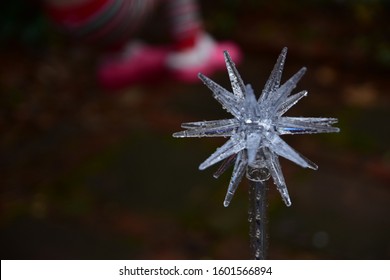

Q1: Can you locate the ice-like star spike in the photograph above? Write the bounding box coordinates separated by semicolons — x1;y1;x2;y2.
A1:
259;47;288;103
181;118;237;129
223;152;247;207
173;48;339;206
224;50;246;99
243;84;258;119
267;67;307;108
267;133;318;170
199;134;246;170
277;117;340;135
246;133;262;165
173;118;239;138
277;90;308;116
213;154;237;179
198;73;242;118
263;148;291;206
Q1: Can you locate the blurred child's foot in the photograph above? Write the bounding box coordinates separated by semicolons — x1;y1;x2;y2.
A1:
97;41;169;90
98;34;242;90
166;33;242;83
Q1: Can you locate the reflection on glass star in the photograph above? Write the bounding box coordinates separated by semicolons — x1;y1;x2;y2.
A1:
173;47;340;207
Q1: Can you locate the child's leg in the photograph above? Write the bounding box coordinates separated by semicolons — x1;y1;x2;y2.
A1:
44;0;242;89
164;0;242;82
164;0;202;50
44;0;159;48
44;0;171;90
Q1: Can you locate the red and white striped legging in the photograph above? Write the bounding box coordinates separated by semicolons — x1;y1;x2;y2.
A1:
45;0;202;49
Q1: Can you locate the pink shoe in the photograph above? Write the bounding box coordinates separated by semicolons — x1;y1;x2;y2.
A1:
166;33;242;83
98;42;169;90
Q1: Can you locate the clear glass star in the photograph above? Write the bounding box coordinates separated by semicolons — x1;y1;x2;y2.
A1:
173;47;340;207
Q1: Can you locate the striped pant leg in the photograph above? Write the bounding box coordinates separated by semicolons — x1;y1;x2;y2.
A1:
47;0;161;47
164;0;203;49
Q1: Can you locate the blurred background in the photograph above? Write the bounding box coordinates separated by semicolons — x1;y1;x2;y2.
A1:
0;0;389;259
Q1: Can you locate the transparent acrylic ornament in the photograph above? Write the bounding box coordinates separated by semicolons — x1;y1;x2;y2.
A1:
173;47;340;207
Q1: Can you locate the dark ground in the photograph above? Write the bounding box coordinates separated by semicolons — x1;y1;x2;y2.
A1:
1;0;389;259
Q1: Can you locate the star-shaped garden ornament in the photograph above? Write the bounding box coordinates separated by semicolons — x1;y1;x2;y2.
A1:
173;47;339;207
